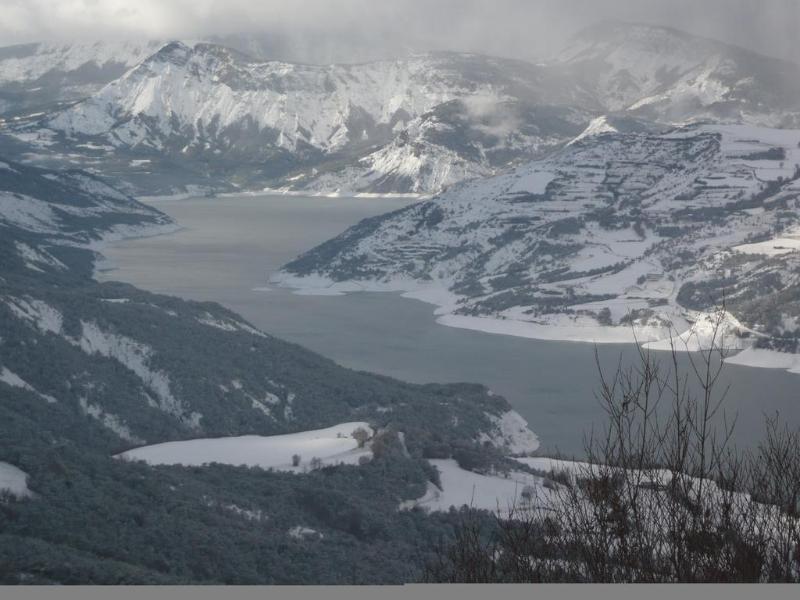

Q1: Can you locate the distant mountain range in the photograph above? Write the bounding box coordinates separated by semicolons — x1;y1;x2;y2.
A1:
3;23;800;196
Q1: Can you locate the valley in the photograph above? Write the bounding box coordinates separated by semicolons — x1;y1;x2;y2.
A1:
97;192;800;457
3;15;800;585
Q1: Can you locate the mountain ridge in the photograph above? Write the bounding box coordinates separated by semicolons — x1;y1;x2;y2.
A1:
3;22;800;196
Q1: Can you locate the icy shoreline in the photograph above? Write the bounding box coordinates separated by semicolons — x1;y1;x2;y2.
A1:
273;272;800;375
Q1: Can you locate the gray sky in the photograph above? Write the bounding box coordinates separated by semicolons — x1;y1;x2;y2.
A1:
1;0;799;65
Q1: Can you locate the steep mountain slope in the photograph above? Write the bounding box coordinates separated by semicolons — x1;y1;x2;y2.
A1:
3;42;593;195
277;122;800;363
45;45;586;154
0;159;540;583
4;22;800;197
556;22;800;126
0;41;163;118
279;99;589;195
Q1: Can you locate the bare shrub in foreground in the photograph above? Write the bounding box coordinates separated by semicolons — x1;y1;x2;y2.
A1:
425;309;800;583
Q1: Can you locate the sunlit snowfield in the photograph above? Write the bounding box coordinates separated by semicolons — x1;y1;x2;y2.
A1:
98;193;800;456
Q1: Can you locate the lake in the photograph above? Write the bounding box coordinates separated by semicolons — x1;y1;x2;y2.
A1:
98;193;800;457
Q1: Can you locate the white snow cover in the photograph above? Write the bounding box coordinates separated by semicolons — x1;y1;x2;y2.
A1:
0;366;57;403
78;397;143;443
478;410;540;455
278;123;800;370
74;321;201;428
406;454;737;516
552;22;798;125
401;459;549;514
0;191;61;234
726;348;800;375
3;296;63;335
49;44;507;155
197;312;268;337
643;310;749;353
294;117;496;195
116;422;374;472
0;41;163;84
15;241;67;272
733;230;800;257
0;462;32;499
569;115;619;145
288;526;323;539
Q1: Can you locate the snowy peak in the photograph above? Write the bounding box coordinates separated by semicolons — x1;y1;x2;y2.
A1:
0;40;164;85
36;43;593;194
0;40;164;118
558;21;722;66
5;22;800;196
556;21;800;124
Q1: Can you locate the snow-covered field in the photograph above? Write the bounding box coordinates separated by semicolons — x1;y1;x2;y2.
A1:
0;462;32;499
401;459;549;514
726;347;800;374
116;422;374;472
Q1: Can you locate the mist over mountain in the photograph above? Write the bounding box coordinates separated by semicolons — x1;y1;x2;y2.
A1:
3;22;800;197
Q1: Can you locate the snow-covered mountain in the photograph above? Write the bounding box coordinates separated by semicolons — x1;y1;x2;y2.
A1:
13;42;587;195
52;43;587;154
3;22;800;196
0;41;163;118
277;122;800;368
556;22;800;126
279;99;590;195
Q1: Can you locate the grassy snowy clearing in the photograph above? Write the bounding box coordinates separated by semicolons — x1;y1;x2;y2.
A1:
116;422;374;472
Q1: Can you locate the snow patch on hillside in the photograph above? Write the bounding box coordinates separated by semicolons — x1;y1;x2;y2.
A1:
116;422;374;472
74;321;201;429
479;410;540;455
289;526;323;540
0;366;57;403
197;312;268;337
0;41;162;84
569;115;619;144
401;459;548;514
643;310;749;353
0;462;32;499
3;296;63;335
0;192;60;233
78;397;144;443
15;241;67;272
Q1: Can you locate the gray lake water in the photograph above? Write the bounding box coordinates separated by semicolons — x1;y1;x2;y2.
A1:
98;194;800;457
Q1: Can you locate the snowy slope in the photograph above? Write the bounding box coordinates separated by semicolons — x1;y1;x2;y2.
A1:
0;41;163;118
401;459;549;514
116;422;374;471
556;22;800;126
46;44;576;157
0;41;162;85
6;43;591;194
278;122;800;366
283;98;589;195
5;22;800;196
0;462;32;498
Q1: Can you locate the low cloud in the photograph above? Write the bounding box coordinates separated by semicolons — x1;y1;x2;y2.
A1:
0;0;797;66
